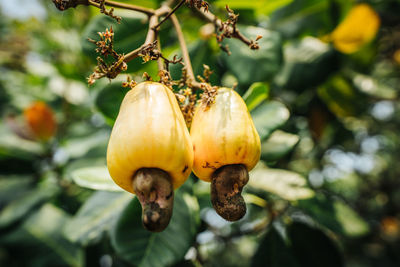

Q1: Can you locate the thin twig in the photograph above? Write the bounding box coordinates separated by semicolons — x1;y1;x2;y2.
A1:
156;36;165;71
87;0;155;15
194;6;260;50
170;14;202;89
153;0;186;30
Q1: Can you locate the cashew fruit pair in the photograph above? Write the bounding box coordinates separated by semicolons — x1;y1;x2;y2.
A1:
107;82;260;232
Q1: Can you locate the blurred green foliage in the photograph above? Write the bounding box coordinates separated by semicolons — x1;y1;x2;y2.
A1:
0;0;400;266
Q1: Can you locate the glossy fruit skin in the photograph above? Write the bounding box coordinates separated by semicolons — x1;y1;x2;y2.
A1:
190;87;261;182
107;82;193;194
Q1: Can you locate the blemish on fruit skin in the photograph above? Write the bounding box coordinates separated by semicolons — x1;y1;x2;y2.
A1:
203;162;217;170
182;165;188;173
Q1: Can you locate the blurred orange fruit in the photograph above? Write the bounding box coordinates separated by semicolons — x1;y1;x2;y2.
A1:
24;101;57;141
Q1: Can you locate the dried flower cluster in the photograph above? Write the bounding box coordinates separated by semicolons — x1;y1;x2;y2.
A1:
215;6;262;54
87;28;127;85
185;0;209;11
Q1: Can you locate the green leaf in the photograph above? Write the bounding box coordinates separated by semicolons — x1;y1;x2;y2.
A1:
0;179;59;229
222;26;282;85
214;0;294;15
70;166;123;192
251;100;290;140
274;37;339;91
269;0;331;38
297;194;369;237
248;163;314;201
63;191;132;246
95;82;130;124
251;226;299;267
110;188;200;267
21;204;84;267
61;130;110;159
288;222;344;267
0;176;33;206
243;82;269;112
261;130;299;161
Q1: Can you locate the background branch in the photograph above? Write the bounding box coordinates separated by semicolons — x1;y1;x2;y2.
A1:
170;14;202;89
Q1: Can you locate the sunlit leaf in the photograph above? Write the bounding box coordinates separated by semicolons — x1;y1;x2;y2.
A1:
70;166;123;192
214;0;294;15
251;100;290;140
64;191;132;246
261;130;299;161
248;163;314;201
243;82;269;112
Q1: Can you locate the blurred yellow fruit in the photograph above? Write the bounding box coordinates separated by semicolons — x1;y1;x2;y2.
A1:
330;3;380;54
394;49;400;64
24;101;57;141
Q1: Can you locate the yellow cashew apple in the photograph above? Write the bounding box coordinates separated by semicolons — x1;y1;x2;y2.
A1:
190;87;261;221
107;82;193;232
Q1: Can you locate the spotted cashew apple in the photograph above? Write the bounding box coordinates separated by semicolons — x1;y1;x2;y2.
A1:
190;87;261;221
107;82;193;232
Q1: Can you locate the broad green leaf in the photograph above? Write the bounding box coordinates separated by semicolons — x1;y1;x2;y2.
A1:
0;179;59;229
64;191;132;246
297;194;369;237
0;176;33;206
288;222;344;267
222;26;282;85
61;130;109;159
95;82;129;124
243;82;269;112
251;226;299;267
269;0;331;38
214;0;294;15
248;163;314;201
21;204;84;267
251;100;290;140
274;37;339;91
110;188;200;267
70;166;123;192
261;130;299;161
0;122;44;159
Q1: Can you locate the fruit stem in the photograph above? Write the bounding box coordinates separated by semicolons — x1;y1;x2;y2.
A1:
132;168;174;232
211;164;249;221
